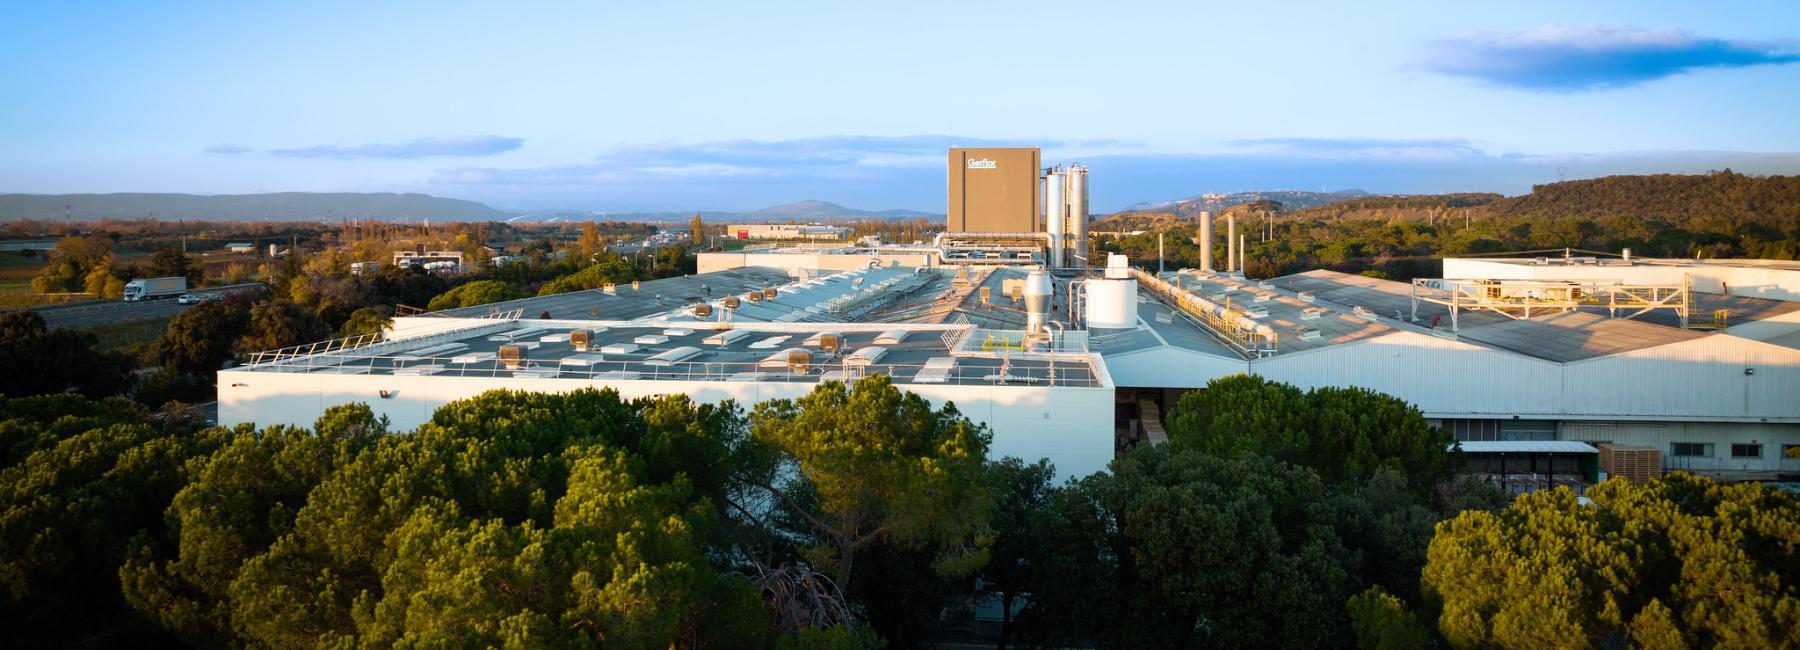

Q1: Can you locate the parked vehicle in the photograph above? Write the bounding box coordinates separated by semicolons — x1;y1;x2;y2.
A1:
124;277;187;302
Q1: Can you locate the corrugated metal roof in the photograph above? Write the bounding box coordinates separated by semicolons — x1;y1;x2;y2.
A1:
1455;441;1598;453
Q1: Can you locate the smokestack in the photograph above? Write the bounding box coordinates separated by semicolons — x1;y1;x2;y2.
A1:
1239;234;1247;277
1226;214;1238;273
1199;211;1213;272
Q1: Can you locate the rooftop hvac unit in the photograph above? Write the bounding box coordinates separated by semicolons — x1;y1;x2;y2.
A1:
745;291;762;302
1253;292;1272;303
759;348;812;372
1301;308;1326;321
692;303;713;318
570;329;594;351
723;296;741;309
815;331;845;352
762;287;778;300
980;287;991;304
1244;306;1269;319
1299;328;1323;341
602;283;616;294
1297;291;1316;302
1002;278;1024;300
498;344;528;369
631;281;641;291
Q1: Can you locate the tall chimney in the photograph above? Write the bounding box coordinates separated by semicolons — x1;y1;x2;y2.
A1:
1226;214;1238;273
1199;211;1213;272
1239;234;1247;277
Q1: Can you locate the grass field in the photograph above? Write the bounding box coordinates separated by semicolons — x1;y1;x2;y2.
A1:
82;316;170;348
0;250;56;305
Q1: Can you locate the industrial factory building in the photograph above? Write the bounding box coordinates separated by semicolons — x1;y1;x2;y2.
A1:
947;147;1041;233
219;149;1800;486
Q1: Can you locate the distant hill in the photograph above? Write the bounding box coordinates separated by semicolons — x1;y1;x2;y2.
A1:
1120;190;1373;215
1100;190;1375;230
506;201;939;225
742;200;936;222
0;192;512;222
1282;172;1800;227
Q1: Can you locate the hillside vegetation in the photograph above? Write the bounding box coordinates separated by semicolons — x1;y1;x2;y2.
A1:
1095;172;1800;280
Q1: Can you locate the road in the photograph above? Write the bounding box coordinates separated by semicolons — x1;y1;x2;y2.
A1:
25;283;264;329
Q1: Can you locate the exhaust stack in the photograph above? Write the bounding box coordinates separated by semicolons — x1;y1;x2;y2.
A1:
1226;214;1238;273
1199;211;1213;272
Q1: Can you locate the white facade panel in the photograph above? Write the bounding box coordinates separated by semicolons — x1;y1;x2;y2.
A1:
217;370;1115;480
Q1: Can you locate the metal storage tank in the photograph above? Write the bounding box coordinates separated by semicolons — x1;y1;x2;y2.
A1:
1067;165;1089;267
1085;277;1138;329
1023;269;1053;335
1043;170;1066;269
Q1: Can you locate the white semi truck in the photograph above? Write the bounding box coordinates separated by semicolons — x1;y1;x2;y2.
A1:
123;277;187;302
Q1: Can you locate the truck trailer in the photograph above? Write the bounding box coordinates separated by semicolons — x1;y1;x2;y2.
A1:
123;277;187;302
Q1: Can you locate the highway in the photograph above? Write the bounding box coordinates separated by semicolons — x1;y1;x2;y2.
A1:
24;283;265;330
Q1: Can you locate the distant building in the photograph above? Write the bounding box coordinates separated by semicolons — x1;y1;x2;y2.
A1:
224;242;255;254
727;224;848;240
394;250;466;272
349;261;381;276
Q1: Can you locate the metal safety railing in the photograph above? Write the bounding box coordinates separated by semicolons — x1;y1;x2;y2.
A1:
1131;268;1278;357
245;309;523;366
240;353;1106;388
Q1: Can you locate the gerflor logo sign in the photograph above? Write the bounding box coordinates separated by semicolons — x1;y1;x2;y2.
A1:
967;158;997;169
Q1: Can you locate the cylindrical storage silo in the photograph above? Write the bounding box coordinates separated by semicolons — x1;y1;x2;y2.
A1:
1023;269;1052;335
1043;171;1065;269
1068;166;1089;267
1085;277;1138;329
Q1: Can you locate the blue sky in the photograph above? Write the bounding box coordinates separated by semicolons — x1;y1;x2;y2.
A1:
2;0;1798;213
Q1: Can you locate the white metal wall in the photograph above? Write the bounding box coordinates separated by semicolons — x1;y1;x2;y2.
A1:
1252;331;1564;417
1562;335;1800;419
217;371;1117;480
1102;346;1244;388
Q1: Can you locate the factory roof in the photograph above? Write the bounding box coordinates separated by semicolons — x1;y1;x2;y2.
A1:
1456;441;1598;454
1266;269;1798;363
420;261;1798;369
435;267;794;320
1468;256;1800;272
238;320;1103;387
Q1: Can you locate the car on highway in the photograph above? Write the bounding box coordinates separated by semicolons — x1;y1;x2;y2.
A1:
177;293;223;305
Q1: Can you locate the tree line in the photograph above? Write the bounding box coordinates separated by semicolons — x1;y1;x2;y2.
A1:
2;374;1794;648
1095;171;1800;280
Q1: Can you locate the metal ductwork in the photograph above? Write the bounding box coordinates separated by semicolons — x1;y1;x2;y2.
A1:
1023;268;1053;335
